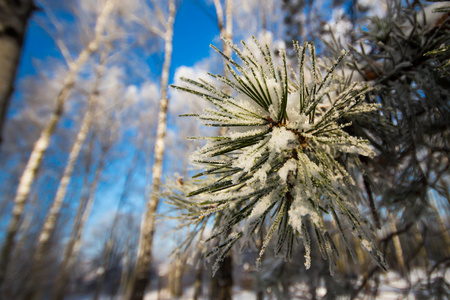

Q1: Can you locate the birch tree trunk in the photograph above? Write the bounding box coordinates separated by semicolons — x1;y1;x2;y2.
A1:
0;0;36;145
51;141;112;300
0;0;115;289
213;0;233;58
213;0;233;106
22;54;107;300
260;0;268;44
211;2;234;299
125;1;176;299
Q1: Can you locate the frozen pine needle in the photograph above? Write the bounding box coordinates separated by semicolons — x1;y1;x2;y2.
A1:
170;37;387;274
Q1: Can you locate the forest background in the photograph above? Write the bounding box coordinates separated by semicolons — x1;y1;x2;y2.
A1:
0;0;449;299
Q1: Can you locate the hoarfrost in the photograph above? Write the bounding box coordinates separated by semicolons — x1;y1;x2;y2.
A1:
266;78;281;117
304;248;311;269
231;141;267;174
289;185;319;229
247;192;273;225
228;128;268;139
267;127;297;153
337;144;375;157
235;94;266;115
278;159;298;183
361;239;373;251
286;90;301;122
253;162;270;184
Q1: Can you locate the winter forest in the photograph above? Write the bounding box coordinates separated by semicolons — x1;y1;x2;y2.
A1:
0;0;449;299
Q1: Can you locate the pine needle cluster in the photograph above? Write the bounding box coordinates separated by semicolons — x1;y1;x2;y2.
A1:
170;37;387;274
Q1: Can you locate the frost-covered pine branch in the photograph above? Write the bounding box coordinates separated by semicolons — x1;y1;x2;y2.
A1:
326;0;450;229
425;1;450;75
171;37;387;275
162;176;213;256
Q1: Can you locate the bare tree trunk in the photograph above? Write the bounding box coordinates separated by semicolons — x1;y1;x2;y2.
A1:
389;215;405;274
224;0;233;52
0;1;114;289
260;0;269;44
413;225;429;269
125;1;176;299
51;141;112;300
169;252;186;297
213;0;233;58
0;0;36;145
211;2;234;299
22;54;107;300
193;244;204;300
354;235;367;291
210;253;233;300
213;0;233;107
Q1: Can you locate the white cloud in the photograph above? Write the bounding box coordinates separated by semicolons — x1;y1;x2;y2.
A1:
125;81;159;106
139;81;160;104
169;59;217;117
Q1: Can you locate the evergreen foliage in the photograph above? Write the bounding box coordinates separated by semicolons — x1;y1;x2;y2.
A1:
337;0;450;227
170;37;387;275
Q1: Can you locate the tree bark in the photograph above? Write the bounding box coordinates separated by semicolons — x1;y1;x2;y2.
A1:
168;253;185;297
209;253;233;300
0;0;114;290
193;245;204;300
213;0;233;58
22;54;106;300
0;0;36;146
389;215;405;275
125;1;176;299
211;2;234;298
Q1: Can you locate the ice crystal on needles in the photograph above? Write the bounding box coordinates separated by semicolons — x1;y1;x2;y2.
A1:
171;37;387;274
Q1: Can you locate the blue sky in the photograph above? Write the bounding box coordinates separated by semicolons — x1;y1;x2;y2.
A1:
172;0;218;72
17;0;220;87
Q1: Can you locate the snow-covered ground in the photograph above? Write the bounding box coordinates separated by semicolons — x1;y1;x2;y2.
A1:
145;286;256;300
67;267;449;299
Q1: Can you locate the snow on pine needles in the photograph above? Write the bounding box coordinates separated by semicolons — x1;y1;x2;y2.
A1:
170;37;387;275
